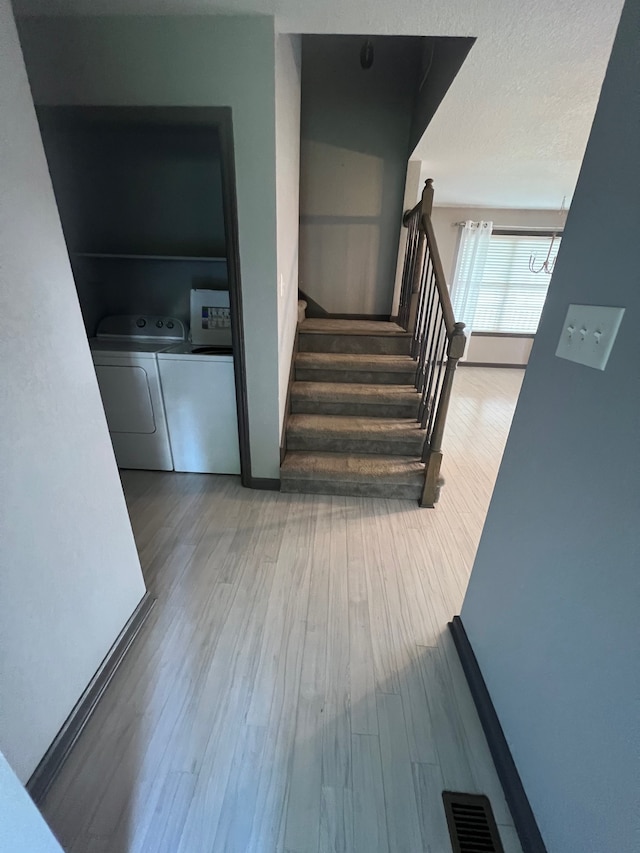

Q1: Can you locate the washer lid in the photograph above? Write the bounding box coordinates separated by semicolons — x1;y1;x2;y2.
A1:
157;341;234;360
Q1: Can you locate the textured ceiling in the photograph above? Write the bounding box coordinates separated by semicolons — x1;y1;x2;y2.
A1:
13;0;625;208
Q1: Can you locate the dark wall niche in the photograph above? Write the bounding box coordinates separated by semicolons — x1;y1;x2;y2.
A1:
36;107;229;334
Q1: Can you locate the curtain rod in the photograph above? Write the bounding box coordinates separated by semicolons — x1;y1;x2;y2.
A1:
454;221;563;234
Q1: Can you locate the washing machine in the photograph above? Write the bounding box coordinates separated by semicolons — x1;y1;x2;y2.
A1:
89;315;186;470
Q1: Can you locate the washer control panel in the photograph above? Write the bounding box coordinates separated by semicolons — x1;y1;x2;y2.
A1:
96;315;186;342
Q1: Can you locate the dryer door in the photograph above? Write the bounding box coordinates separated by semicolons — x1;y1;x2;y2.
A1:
94;365;156;434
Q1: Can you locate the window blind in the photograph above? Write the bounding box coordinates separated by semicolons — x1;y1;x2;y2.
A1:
473;234;560;334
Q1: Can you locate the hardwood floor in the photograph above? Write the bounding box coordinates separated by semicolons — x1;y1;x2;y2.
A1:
41;367;525;853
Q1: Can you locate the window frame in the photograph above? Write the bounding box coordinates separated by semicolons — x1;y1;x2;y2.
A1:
471;227;563;336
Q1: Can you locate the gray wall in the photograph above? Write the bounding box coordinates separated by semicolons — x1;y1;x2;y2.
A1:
0;0;146;782
72;256;228;337
408;37;475;154
390;160;423;318
460;1;640;850
18;15;282;479
38;117;227;258
37;115;229;336
299;36;421;316
275;34;302;441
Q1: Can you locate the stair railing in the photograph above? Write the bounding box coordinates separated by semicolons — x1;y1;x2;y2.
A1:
398;178;467;507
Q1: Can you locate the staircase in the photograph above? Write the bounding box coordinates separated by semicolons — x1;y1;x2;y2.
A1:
280;319;427;501
280;179;467;506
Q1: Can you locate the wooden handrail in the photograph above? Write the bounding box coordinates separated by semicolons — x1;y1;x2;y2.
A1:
398;178;466;507
423;214;455;336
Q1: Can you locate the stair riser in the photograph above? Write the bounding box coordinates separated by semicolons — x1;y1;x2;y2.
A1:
287;436;424;456
281;478;423;501
296;368;416;385
299;333;411;356
291;401;419;418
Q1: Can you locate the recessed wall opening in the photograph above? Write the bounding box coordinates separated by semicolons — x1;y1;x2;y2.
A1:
35;106;251;488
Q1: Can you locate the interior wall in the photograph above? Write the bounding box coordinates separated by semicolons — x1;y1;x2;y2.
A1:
461;334;533;367
408;37;475;154
72;257;228;337
37;118;227;258
432;205;563;365
460;1;640;849
390;160;423;318
0;752;64;853
275;33;301;440
0;0;146;782
37;115;229;336
299;35;421;316
17;14;281;479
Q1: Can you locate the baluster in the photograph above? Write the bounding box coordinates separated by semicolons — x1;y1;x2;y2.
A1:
421;322;466;507
415;279;435;392
419;288;441;397
425;323;449;435
417;262;438;376
412;252;432;360
407;227;427;333
398;213;415;329
403;215;418;329
399;211;420;329
420;312;445;425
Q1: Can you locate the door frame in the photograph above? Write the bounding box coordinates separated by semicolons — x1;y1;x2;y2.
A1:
35;105;252;485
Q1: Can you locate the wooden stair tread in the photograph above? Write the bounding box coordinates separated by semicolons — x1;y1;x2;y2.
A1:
288;413;423;441
299;318;409;336
281;451;425;484
296;352;415;370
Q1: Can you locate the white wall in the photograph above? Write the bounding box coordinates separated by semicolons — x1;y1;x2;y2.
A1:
0;752;64;853
461;335;533;366
0;0;146;782
17;14;282;479
275;34;301;441
460;1;640;850
431;205;562;365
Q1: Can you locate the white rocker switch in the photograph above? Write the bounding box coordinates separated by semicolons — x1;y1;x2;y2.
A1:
555;304;625;371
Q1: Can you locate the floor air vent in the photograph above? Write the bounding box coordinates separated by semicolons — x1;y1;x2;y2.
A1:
442;791;505;853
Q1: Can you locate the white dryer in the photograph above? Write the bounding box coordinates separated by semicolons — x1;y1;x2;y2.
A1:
89;315;186;471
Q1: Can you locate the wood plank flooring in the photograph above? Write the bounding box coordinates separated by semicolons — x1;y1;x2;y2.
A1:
40;367;524;853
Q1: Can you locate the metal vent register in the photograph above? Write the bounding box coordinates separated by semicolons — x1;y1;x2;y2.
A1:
442;792;505;853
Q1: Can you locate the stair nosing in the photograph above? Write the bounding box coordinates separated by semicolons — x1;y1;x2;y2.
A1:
287;412;424;436
281;455;424;487
298;329;412;337
291;381;419;400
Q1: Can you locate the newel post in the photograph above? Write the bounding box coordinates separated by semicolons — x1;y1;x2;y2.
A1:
421;321;467;507
420;177;434;217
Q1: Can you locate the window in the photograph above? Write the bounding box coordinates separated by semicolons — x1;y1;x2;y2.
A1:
473;233;561;334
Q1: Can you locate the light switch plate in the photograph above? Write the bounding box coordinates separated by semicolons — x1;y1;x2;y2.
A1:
555;304;625;370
